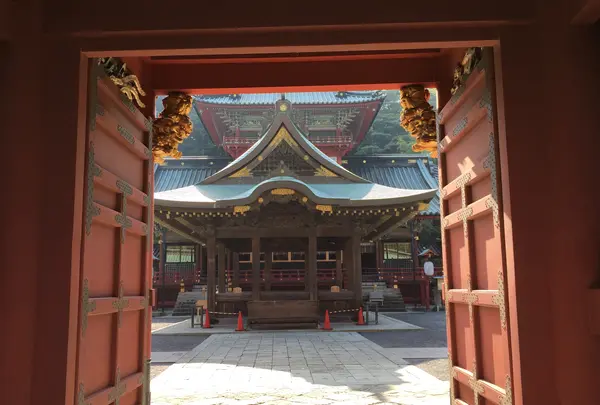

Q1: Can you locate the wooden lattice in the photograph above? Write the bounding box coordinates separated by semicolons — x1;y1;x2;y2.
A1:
439;50;513;405
76;60;153;405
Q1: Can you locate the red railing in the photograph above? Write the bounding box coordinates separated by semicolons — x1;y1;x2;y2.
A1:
362;267;444;284
222;136;258;145
308;136;352;145
154;266;444;287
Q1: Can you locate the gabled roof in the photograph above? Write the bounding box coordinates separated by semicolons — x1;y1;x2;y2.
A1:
202;105;367;184
195;91;386;106
154;101;436;210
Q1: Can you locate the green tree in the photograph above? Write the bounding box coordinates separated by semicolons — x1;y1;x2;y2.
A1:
351;89;437;156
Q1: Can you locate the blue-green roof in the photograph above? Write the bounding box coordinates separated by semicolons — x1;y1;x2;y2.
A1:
195;91;386;106
154;154;440;216
343;156;440;216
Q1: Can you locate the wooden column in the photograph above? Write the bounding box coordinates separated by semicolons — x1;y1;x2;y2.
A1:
344;238;354;295
351;233;363;306
207;235;217;311
232;252;240;288
264;247;272;291
307;233;318;301
252;236;261;300
218;243;226;294
335;250;343;288
375;241;383;271
303;244;310;292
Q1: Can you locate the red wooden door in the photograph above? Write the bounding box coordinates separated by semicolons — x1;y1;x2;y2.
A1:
438;49;514;405
76;61;154;405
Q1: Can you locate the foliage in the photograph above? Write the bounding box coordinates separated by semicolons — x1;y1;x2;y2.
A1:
350;89;438;156
413;218;442;248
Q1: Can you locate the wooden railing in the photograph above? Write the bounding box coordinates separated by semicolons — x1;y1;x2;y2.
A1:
153;265;444;287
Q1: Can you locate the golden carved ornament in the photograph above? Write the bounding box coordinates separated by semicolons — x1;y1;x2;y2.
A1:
229;166;252;178
315;205;333;213
314;166;337;177
152;92;194;164
98;58;147;109
271;188;295;196
451;47;483;95
110;75;146;108
400;84;437;158
233;206;251;214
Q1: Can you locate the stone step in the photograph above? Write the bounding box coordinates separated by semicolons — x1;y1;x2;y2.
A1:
172;291;208;316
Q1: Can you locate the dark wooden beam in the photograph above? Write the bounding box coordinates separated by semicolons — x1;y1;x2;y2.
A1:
264;247;272;291
335;250;343;288
151;57;441;93
46;0;532;36
155;216;204;245
216;226;355;239
570;0;600;24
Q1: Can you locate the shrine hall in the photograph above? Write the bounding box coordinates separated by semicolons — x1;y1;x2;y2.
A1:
154;97;436;324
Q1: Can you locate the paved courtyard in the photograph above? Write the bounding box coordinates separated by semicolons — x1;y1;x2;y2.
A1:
151;331;449;404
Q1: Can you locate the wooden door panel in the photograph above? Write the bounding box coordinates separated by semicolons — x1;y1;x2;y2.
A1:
76;61;153;405
439;49;513;405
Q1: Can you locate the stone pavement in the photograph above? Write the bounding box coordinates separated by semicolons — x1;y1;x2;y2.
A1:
151;332;449;404
153;312;421;335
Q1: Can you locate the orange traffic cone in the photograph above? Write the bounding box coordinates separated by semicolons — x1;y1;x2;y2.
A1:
357;307;365;325
203;308;212;329
235;311;245;332
322;310;333;331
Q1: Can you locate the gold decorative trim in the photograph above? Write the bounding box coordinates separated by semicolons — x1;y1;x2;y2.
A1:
78;383;90;405
116;179;133;196
314;165;337;177
492;270;508;330
85;144;102;236
271;188;295;196
117;124;135;145
115;212;132;244
141;358;151;405
233;206;251;214
229;166;252;178
112;282;130;328
108;368;127;405
315;205;333;213
417;202;430;212
272;126;298;147
501;375;513;405
81;279;96;337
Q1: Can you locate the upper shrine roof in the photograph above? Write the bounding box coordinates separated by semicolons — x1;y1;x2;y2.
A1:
154;99;436;211
195;91;386;106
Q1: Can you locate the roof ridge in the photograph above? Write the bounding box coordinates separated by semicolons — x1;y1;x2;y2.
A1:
416;160;439;189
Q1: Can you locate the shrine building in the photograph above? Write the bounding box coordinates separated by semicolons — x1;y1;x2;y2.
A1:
154;92;442;310
153;96;436;322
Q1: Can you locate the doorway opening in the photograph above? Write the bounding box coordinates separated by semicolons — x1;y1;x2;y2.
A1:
78;44;513;405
